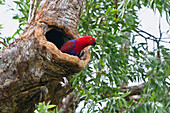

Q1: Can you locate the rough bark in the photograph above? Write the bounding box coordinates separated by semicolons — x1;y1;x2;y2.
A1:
0;0;88;112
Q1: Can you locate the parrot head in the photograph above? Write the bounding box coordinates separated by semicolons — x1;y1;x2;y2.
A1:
78;36;96;47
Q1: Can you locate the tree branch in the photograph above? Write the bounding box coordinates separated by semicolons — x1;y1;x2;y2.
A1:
120;84;144;100
100;84;145;99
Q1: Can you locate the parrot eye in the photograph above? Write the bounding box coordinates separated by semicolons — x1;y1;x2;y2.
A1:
90;38;93;41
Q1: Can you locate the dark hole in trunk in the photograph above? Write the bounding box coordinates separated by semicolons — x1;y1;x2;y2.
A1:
45;29;70;49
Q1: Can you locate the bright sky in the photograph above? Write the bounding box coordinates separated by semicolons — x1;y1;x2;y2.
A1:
0;0;19;38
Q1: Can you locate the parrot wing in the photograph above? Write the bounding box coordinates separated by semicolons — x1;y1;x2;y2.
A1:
60;41;75;53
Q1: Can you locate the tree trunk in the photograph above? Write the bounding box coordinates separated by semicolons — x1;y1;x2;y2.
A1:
0;0;88;112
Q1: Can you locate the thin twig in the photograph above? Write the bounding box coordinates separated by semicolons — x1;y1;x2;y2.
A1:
135;30;156;41
161;37;170;39
157;17;162;59
28;0;34;23
145;38;148;51
30;0;39;22
136;28;157;39
0;41;8;47
158;17;163;42
135;28;170;44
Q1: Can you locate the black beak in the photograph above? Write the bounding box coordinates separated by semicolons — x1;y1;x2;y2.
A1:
92;41;96;46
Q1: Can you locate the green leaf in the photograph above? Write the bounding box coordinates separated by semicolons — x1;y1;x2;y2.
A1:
48;105;57;109
128;99;134;108
120;91;131;98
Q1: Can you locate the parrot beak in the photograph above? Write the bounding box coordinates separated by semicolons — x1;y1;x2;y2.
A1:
92;41;96;46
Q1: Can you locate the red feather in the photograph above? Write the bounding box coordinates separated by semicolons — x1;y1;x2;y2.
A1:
60;41;75;53
60;36;96;56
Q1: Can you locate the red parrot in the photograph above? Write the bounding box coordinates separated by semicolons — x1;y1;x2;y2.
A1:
60;36;96;56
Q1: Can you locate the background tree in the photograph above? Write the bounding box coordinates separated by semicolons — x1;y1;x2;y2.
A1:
0;0;169;113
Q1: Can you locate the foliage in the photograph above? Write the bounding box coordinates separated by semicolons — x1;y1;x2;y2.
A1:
75;0;170;112
12;0;30;38
0;0;170;112
35;101;62;113
118;0;170;24
0;0;5;5
0;24;16;49
0;0;29;49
